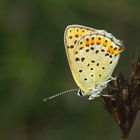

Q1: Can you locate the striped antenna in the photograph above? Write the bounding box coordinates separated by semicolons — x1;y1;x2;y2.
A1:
44;89;78;102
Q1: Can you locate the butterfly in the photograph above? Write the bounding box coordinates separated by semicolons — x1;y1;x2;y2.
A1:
63;25;123;100
44;25;124;101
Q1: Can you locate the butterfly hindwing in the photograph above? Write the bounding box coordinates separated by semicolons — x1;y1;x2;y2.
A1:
71;33;121;94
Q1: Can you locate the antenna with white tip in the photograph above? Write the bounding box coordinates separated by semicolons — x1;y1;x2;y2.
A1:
43;89;78;102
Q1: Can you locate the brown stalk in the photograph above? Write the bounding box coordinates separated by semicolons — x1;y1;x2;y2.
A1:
103;56;140;139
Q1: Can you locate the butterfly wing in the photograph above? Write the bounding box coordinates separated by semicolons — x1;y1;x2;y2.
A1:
64;25;96;56
64;25;96;91
64;25;123;95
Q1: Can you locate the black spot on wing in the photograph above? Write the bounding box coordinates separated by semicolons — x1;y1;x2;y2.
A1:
75;58;80;61
81;57;85;62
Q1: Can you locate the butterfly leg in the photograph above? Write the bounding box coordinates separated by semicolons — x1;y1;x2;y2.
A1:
100;76;117;87
88;89;102;100
88;76;117;100
88;90;113;100
88;91;101;100
99;76;117;99
101;94;114;98
88;77;117;100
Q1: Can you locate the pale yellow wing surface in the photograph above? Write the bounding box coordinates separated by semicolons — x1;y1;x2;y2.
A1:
64;25;96;92
64;25;123;94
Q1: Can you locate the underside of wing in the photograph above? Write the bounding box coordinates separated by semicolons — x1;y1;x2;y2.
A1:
69;34;122;94
64;25;96;55
64;25;96;90
64;25;123;95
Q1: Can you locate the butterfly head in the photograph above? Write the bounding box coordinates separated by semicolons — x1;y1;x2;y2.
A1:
77;89;85;96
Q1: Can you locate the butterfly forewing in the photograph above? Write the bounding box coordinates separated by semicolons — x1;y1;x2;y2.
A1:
64;25;96;92
64;25;96;54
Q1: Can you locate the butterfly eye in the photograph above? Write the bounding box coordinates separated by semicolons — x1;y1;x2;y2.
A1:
77;89;84;96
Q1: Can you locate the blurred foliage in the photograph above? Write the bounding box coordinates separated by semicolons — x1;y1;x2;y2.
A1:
0;0;140;140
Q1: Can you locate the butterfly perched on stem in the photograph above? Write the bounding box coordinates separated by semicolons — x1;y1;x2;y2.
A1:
44;25;124;101
64;25;124;100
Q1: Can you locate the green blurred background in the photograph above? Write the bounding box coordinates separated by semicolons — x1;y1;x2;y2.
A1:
0;0;140;140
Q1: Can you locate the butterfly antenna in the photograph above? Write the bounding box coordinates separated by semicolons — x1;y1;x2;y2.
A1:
44;88;78;102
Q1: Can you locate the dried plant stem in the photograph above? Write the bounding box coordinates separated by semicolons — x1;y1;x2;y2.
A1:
103;55;140;139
